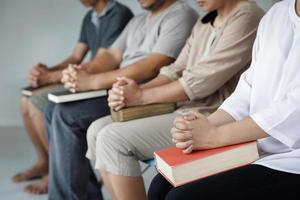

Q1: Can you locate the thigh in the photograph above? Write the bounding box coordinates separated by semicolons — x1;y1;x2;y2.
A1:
103;112;180;160
28;84;65;111
166;164;300;200
54;96;110;130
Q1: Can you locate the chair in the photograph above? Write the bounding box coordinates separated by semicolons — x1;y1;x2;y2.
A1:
141;159;156;174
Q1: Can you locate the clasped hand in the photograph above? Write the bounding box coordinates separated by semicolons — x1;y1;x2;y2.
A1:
28;63;51;87
108;77;143;111
171;111;219;154
61;64;90;93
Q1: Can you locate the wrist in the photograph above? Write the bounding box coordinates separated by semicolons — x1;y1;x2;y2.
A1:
140;88;147;105
213;126;228;148
88;74;99;90
51;70;62;83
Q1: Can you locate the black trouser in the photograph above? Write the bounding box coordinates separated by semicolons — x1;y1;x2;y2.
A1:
148;164;300;200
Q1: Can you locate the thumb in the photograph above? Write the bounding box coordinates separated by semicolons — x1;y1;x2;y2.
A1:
117;77;135;85
74;64;83;70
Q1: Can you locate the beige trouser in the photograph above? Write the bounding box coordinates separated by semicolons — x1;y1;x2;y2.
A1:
86;112;180;177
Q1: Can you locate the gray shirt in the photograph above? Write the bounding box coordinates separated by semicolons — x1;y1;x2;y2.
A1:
111;0;198;68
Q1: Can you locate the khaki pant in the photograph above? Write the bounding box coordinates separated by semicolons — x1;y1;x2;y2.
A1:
86;112;180;176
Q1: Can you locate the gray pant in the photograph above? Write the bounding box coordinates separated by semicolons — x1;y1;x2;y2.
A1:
86;113;180;177
28;84;65;111
45;97;110;200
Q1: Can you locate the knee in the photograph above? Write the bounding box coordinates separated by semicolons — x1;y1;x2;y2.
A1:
86;120;102;147
87;117;110;143
21;96;40;117
96;124;125;153
20;96;30;116
50;104;75;126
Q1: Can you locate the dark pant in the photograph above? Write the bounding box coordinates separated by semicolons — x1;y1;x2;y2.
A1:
148;164;300;200
44;97;110;200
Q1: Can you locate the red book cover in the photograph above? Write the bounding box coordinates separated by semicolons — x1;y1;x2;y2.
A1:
154;141;258;187
155;141;256;167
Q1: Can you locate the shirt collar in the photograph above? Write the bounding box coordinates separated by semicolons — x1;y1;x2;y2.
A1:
91;0;116;26
289;0;300;28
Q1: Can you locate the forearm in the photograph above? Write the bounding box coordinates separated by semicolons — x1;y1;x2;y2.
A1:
141;80;188;105
46;56;82;83
86;49;121;74
140;75;172;89
207;109;236;126
215;117;268;148
51;56;82;71
88;63;159;90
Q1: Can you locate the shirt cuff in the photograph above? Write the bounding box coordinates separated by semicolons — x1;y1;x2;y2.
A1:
179;77;196;101
159;67;179;81
251;113;296;148
218;103;244;121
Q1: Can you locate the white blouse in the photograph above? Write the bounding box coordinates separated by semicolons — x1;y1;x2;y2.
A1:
220;0;300;174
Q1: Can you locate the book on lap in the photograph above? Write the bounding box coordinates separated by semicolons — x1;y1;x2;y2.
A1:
154;141;259;187
21;84;61;97
110;103;176;122
48;89;107;103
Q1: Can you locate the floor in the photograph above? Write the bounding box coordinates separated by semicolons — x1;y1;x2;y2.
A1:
0;126;157;200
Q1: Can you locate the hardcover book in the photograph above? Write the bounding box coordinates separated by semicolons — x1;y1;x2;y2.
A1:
154;141;259;187
48;89;107;103
110;103;176;122
22;84;61;97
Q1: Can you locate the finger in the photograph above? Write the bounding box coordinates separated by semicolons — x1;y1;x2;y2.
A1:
70;88;76;93
74;65;83;70
183;113;199;121
112;87;124;96
176;140;193;149
61;76;67;83
114;103;125;111
173;116;187;124
64;81;73;89
108;101;123;108
174;120;193;131
108;94;124;102
31;68;40;76
117;76;135;85
182;145;193;154
115;78;129;86
187;110;203;119
68;64;76;72
172;131;192;142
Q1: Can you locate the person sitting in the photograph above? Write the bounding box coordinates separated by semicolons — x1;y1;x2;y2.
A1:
13;0;133;195
148;0;300;199
86;0;264;199
44;0;198;199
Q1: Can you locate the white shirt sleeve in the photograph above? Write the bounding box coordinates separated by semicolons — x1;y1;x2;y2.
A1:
251;83;300;149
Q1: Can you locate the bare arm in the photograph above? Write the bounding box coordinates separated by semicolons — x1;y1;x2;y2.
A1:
88;53;174;90
85;48;123;74
29;43;89;86
172;111;268;152
207;109;236;126
214;117;268;148
140;80;188;105
140;75;172;89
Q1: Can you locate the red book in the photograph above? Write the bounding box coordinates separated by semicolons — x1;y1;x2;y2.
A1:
154;141;259;187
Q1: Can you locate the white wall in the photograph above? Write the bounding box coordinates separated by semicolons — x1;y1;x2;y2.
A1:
0;0;279;127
